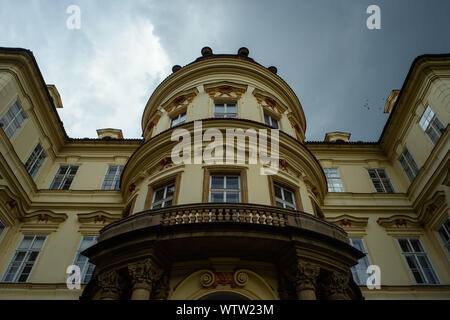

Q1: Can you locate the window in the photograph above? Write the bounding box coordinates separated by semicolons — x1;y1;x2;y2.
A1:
367;169;394;193
2;235;46;283
101;165;123;190
264;113;279;129
171;112;186;128
0;100;27;139
72;236;97;284
274;184;296;209
419;106;445;145
398;148;420;183
349;238;371;285
437;218;450;255
323;168;345;192
50;165;79;190
0;219;5;238
397;238;439;284
24;143;46;179
209;175;241;203
151;183;175;209
214;103;237;118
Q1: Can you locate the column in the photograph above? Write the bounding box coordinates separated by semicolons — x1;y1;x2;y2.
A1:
98;270;121;300
128;258;163;300
294;261;320;300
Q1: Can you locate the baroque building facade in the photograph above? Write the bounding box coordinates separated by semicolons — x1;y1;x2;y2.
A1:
0;47;449;300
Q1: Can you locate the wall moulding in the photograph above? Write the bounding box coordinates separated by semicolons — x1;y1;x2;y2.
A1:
20;210;68;234
326;214;369;233
377;214;424;236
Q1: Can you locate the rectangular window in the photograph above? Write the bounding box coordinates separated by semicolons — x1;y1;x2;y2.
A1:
72;236;97;284
323;168;345;192
437;218;450;255
0;100;27;139
274;184;296;210
2;235;46;283
209;175;241;203
398;148;420;183
349;238;371;285
24;142;46;179
50;165;79;190
151;183;175;209
101;165;124;190
170;112;186;128
214;103;237;118
264;113;279;129
419;106;445;145
367;168;394;193
397;238;439;284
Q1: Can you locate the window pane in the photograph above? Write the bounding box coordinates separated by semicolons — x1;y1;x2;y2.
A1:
225;176;239;190
154;189;165;202
226;192;240;203
211;176;224;189
210;192;224;203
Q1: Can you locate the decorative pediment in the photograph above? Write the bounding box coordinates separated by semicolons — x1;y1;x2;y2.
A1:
377;215;423;235
326;215;369;233
252;88;288;115
20;210;68;234
77;211;120;234
161;87;199;115
204;82;247;100
144;111;162;140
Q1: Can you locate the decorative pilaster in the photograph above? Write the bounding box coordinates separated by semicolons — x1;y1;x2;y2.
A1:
128;258;163;300
98;270;121;300
320;271;350;300
294;261;320;300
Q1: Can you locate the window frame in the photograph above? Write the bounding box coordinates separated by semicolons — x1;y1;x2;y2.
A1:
367;168;395;193
349;238;371;286
437;218;450;255
323;168;345;192
263;112;280;129
151;183;175;209
1;234;47;283
170;112;187;128
209;174;241;203
24;142;47;179
144;172;182;210
72;235;98;284
202;166;248;203
0;99;27;140
267;176;303;211
273;183;296;210
101;165;124;190
398;147;420;183
49;165;79;190
419;105;445;145
396;238;440;285
214;102;238;118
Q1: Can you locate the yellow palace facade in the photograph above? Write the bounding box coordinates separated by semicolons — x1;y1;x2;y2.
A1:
0;47;449;300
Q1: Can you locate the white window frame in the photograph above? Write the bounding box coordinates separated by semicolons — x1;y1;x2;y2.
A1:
349;238;371;285
419;105;445;145
398;148;420;183
397;238;440;285
214;103;237;118
323;168;345;192
170;112;186;128
209;175;241;203
49;165;79;190
151;183;175;209
1;235;47;283
367;168;395;193
101;165;123;190
24;142;47;179
72;235;97;284
264;112;279;129
437;218;450;255
273;184;296;210
0;99;27;140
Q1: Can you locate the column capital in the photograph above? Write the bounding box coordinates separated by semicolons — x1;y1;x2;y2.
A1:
128;258;163;291
294;260;321;291
98;270;121;300
320;271;350;300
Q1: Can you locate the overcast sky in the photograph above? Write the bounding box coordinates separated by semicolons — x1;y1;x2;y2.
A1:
1;0;449;141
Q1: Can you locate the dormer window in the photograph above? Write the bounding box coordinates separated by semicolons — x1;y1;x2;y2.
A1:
170;112;186;128
214;103;237;118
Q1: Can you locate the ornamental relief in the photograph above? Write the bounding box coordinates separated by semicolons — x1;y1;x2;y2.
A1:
161;87;199;115
204;81;248;100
